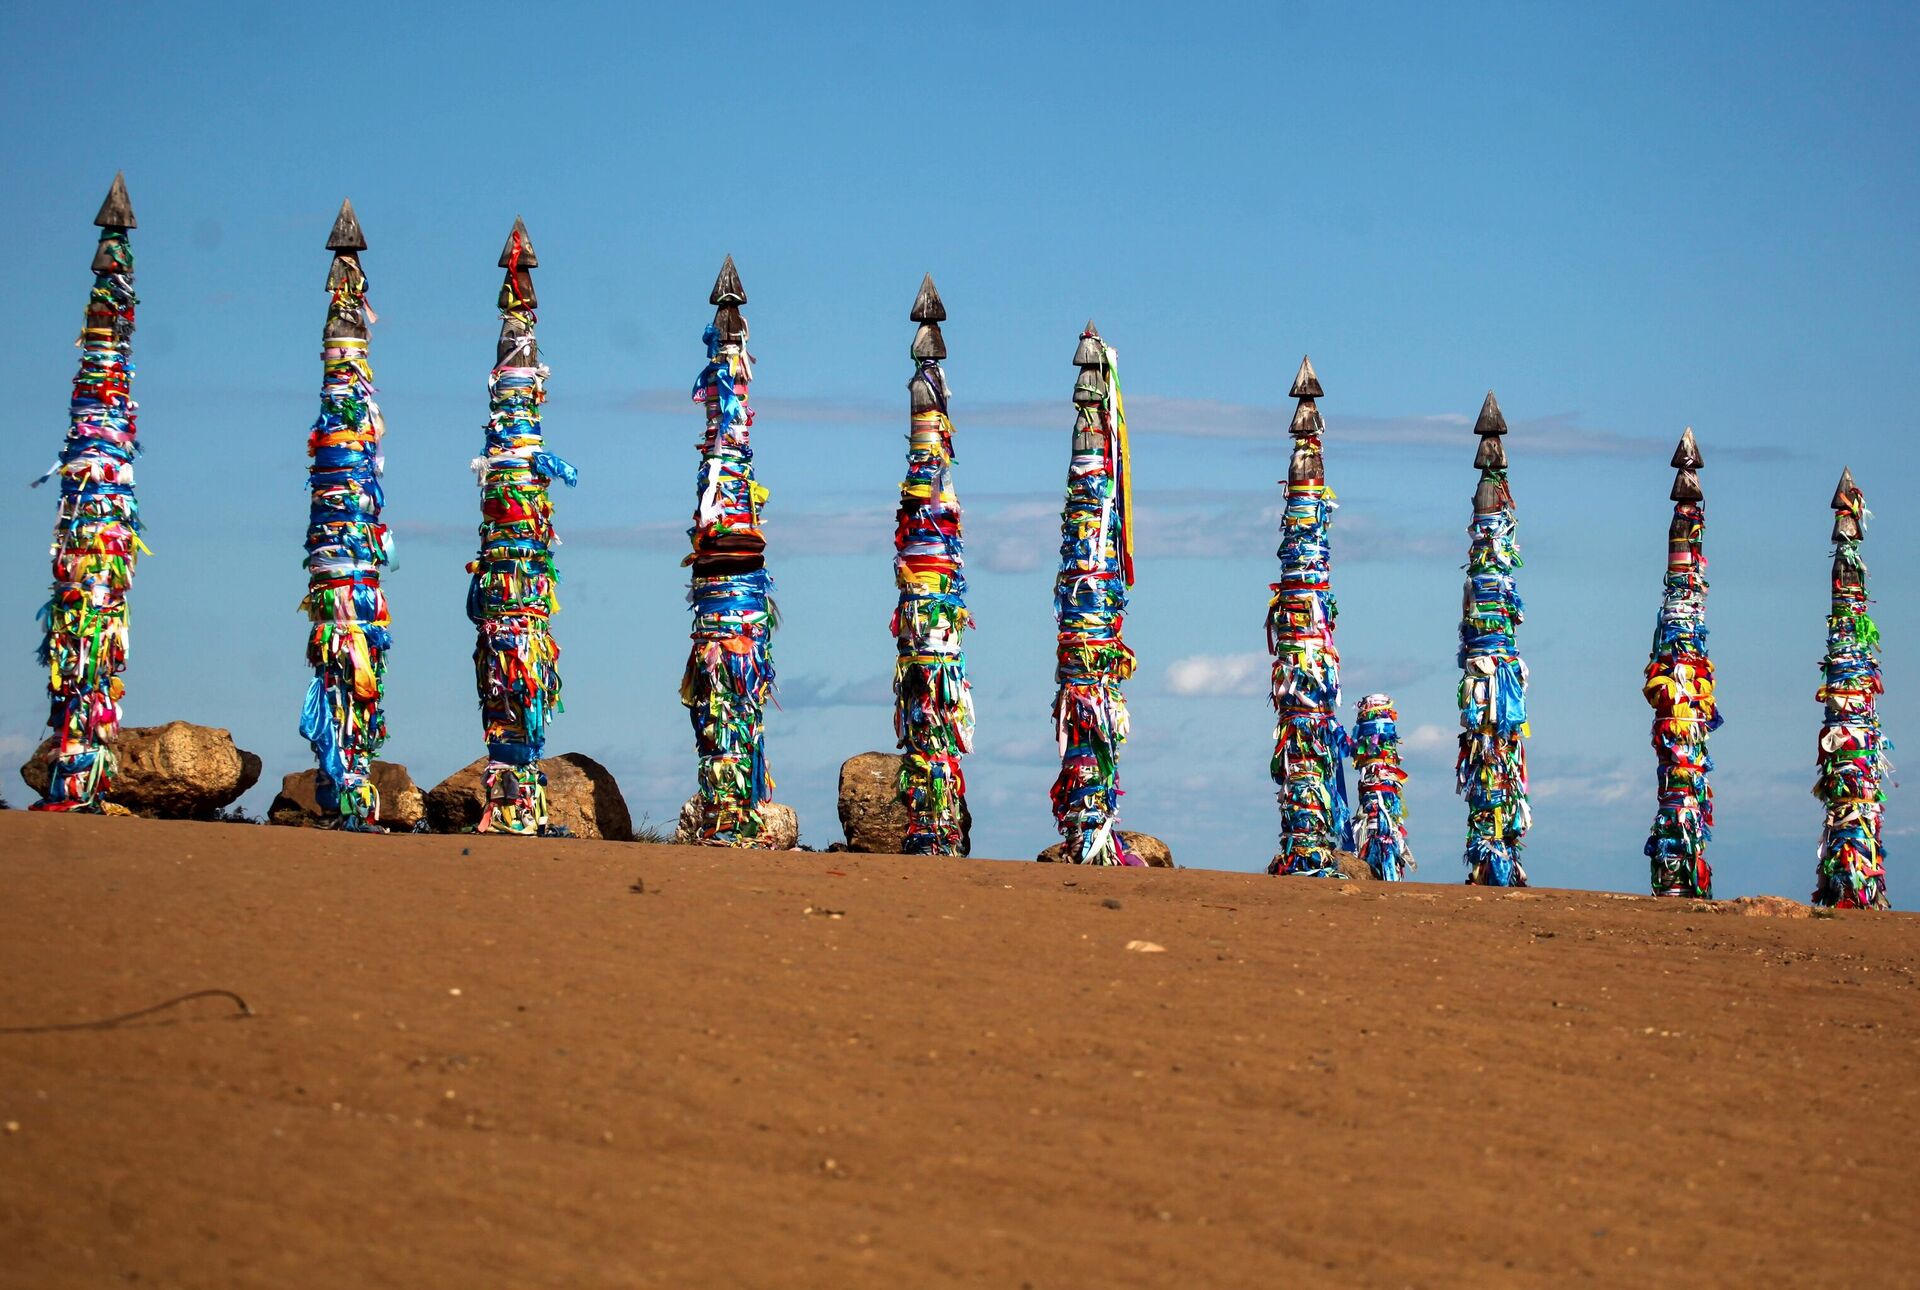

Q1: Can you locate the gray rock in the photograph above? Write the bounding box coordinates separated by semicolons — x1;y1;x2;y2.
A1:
1036;831;1174;868
424;754;633;841
20;722;260;819
673;794;799;850
837;750;972;855
270;761;425;831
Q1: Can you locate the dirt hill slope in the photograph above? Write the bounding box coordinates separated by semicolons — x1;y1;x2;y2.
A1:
1;813;1915;1287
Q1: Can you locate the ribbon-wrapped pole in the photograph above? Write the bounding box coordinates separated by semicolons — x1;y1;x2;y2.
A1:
1644;428;1720;897
298;199;392;831
1812;467;1891;909
1351;694;1415;880
1049;321;1138;866
467;219;577;835
1456;392;1531;885
32;174;145;813
1268;356;1351;875
681;256;778;846
893;274;974;853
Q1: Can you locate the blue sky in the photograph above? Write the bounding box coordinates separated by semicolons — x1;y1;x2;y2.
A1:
1;3;1914;898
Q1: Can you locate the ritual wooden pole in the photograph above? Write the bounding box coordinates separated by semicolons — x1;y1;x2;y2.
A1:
468;218;576;834
1812;467;1890;908
1644;428;1719;897
892;274;975;852
297;199;392;831
1456;392;1531;885
1267;356;1351;875
1048;321;1138;865
32;174;145;812
681;257;778;845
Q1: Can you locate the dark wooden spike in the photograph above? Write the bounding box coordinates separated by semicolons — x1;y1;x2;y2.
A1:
1289;400;1324;438
1289;355;1323;400
1073;327;1104;367
91;242;122;275
911;322;946;361
710;255;746;305
1832;467;1857;509
499;273;538;311
1474;435;1508;470
1472;390;1507;436
1833;512;1861;543
910;273;946;322
1670;426;1702;470
713;303;746;341
1074;368;1107;407
498;217;537;269
94;172;135;229
909;373;938;413
327;198;366;251
1288;443;1323;484
1474;475;1505;514
1670;469;1703;502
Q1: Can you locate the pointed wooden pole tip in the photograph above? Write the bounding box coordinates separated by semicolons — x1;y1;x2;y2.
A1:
1670;426;1703;470
1671;469;1703;502
910;273;947;322
1832;467;1858;509
327;198;367;251
1073;324;1104;367
94;171;136;229
1472;390;1508;437
498;216;538;268
710;255;746;306
1289;355;1323;400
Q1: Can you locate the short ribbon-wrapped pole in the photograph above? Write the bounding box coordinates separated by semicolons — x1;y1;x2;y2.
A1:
33;174;144;813
468;219;576;835
1268;356;1351;875
1457;392;1531;886
1351;694;1414;881
1049;321;1138;866
893;275;974;853
298;199;392;831
1644;428;1719;897
1812;468;1890;909
681;256;778;846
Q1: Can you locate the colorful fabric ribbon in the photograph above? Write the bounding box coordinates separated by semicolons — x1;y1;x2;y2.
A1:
1049;323;1138;866
298;217;391;831
1644;434;1719;897
1812;470;1891;908
1269;357;1351;875
1457;396;1530;885
32;209;144;812
893;282;974;854
681;261;778;846
467;223;575;835
1351;694;1414;880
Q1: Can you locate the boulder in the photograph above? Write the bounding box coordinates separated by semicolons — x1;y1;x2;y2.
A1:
19;722;261;819
1036;830;1174;868
270;761;425;831
1332;850;1377;881
673;795;801;850
424;754;633;841
837;750;972;855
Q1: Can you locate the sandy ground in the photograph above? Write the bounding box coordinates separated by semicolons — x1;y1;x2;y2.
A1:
0;812;1916;1288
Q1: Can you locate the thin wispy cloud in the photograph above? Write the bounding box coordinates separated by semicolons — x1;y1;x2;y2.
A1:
622;389;1790;462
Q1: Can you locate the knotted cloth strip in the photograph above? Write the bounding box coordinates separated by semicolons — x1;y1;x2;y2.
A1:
1812;469;1891;909
1049;322;1138;866
33;176;145;813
